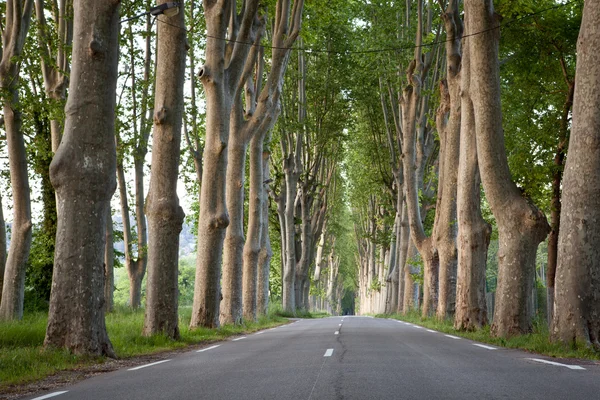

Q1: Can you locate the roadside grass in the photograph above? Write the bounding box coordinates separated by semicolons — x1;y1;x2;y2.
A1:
381;311;600;360
268;303;330;319
0;306;288;388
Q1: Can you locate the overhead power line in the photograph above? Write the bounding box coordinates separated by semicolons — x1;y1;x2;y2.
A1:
154;0;581;55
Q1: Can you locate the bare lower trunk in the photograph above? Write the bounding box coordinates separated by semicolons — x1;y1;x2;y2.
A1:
552;2;600;347
454;36;491;330
221;140;246;325
0;103;32;320
242;134;264;322
143;1;186;339
133;159;149;307
283;170;299;313
397;201;409;313
0;0;34;321
465;0;550;337
44;0;119;356
256;150;272;316
104;210;114;313
402;240;417;313
546;82;574;326
116;158;143;309
0;193;5;302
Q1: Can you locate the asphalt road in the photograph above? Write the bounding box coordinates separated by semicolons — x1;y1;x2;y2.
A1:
23;316;600;400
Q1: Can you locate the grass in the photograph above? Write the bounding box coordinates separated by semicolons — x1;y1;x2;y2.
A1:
0;306;290;389
268;303;330;319
381;311;600;361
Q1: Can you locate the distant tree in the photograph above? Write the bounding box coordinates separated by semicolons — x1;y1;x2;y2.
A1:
0;0;34;321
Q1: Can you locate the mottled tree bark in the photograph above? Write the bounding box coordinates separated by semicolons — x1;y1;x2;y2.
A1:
465;0;550;337
454;29;491;330
546;80;574;326
0;0;34;321
104;209;114;313
143;0;186;339
552;0;600;347
434;0;462;320
0;193;5;302
397;201;409;313
256;149;273;316
44;0;119;356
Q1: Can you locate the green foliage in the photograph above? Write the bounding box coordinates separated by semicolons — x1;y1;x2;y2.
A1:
24;228;55;312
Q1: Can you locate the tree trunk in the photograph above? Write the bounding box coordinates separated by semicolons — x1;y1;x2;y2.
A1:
283;164;299;313
257;149;273;316
104;209;114;313
551;1;600;347
454;30;491;330
0;193;5;302
221;137;247;325
402;240;417;313
242;134;263;322
143;0;186;339
116;153;143;309
546;82;574;327
397;200;409;313
191;0;262;329
464;0;550;337
44;0;119;356
434;0;462;320
0;0;35;321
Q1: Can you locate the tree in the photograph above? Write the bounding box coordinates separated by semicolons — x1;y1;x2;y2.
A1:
454;10;491;330
117;3;155;309
143;0;186;339
433;0;461;319
551;0;600;348
191;0;263;328
464;0;550;337
44;0;120;356
0;0;34;321
192;0;304;327
34;0;72;154
401;0;439;317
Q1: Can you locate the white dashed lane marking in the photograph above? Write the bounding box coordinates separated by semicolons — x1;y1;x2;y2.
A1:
473;344;496;350
30;392;69;400
445;334;461;340
527;358;585;370
324;349;334;357
197;345;221;353
232;337;247;341
128;360;171;371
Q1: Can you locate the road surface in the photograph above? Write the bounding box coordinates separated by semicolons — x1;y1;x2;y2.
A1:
22;316;600;399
